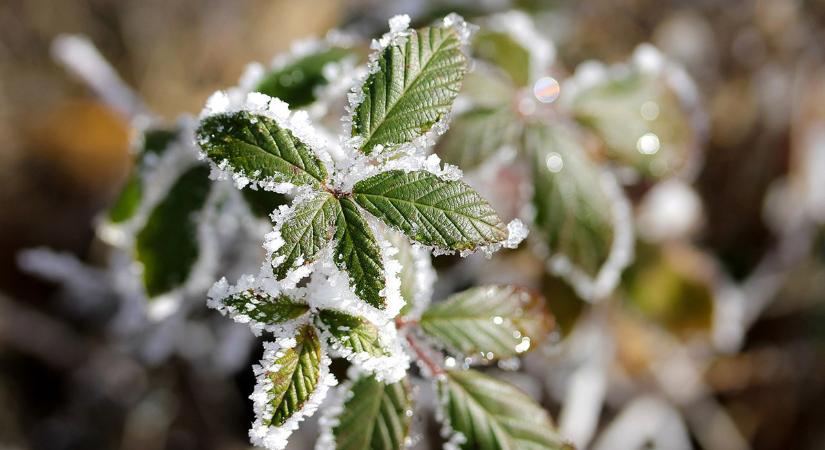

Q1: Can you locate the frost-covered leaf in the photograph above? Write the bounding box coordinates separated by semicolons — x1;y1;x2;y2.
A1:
242;188;289;219
329;375;413;450
570;71;695;179
256;47;355;108
316;309;387;357
197;111;328;188
439;369;573;450
135;164;211;297
526;123;614;277
353;170;506;251
420;285;553;360
436;107;519;170
473;30;530;87
352;24;467;154
334;198;386;309
272;192;338;279
221;289;309;326
108;128;178;223
255;325;324;428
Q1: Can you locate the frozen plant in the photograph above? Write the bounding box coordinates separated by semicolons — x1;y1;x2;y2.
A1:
195;14;572;450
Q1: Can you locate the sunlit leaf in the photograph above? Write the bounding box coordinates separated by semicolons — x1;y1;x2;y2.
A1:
353;170;506;251
439;369;573;450
352;24;467;154
197;111;328;188
421;285;553;360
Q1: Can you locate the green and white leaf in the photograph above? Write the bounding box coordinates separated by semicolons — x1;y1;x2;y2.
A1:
207;286;310;335
314;309;409;382
569;67;696;179
250;325;335;450
436;106;519;171
255;47;356;109
318;374;414;450
420;285;553;361
334;198;387;310
135;164;212;298
353;170;507;251
525;122;634;301
270;192;338;279
351;22;468;154
438;369;573;450
197;110;328;189
315;309;387;357
385;231;434;317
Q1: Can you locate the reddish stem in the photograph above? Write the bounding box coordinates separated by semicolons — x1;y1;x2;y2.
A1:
404;333;444;377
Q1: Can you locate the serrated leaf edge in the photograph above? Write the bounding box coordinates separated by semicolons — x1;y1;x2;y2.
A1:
197;92;334;192
249;331;338;450
342;14;473;155
314;309;410;383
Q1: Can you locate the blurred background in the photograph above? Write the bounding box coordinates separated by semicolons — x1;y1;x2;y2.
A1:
1;0;824;449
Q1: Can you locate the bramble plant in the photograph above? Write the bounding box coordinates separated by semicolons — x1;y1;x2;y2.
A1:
190;14;570;450
34;9;705;450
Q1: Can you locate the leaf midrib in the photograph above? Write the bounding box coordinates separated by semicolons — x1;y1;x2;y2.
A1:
355;192;502;232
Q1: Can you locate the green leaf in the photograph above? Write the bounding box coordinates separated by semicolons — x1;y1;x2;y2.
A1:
197;110;328;188
255;47;356;108
352;24;467;154
353;170;506;251
473;30;531;87
525;123;614;277
436;107;519;170
136;164;212;297
316;309;387;356
420;285;553;360
257;325;324;427
271;192;338;279
242;188;289;219
108;128;179;224
570;71;695;179
330;375;414;450
440;369;573;450
220;289;309;325
334;198;386;309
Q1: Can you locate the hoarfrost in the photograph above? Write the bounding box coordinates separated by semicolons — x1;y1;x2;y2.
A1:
249;338;337;450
